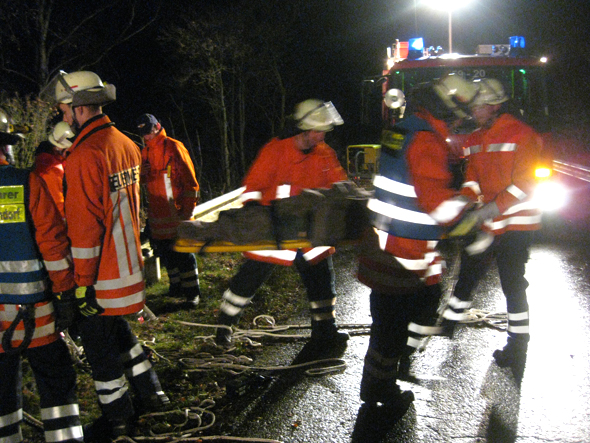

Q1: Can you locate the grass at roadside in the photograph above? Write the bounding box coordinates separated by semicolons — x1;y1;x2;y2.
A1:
22;252;309;441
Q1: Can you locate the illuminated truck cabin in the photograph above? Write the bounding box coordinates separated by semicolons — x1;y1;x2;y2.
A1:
354;36;553;186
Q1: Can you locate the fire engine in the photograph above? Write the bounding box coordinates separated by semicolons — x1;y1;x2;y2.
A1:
348;36;566;210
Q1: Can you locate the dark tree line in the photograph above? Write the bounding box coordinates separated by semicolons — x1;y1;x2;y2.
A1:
0;0;366;196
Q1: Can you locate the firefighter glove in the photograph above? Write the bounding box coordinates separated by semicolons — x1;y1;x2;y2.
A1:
448;202;500;237
76;286;105;317
53;287;78;331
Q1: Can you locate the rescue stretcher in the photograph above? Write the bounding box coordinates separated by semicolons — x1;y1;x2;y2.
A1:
173;182;371;253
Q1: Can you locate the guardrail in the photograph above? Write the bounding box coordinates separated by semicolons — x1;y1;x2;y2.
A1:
553;160;590;183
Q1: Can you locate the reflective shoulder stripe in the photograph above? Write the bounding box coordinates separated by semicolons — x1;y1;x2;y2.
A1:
240;191;262;202
465;145;482;155
71;246;102;259
487;143;517;152
44;256;71;272
506;184;527;200
0;259;43;273
373;175;416;198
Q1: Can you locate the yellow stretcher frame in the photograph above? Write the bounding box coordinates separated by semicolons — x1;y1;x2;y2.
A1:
174;238;313;253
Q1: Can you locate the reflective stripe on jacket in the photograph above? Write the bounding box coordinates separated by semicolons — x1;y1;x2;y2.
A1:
141;129;199;239
65;115;145;315
0;301;57;352
461;113;542;234
241;136;346;266
359;110;466;289
1;160;74;351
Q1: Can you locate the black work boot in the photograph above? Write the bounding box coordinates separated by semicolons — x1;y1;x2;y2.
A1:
439;318;458;339
183;290;200;308
215;326;233;348
360;370;414;412
134;391;171;417
215;312;236;348
493;340;528;368
309;320;349;348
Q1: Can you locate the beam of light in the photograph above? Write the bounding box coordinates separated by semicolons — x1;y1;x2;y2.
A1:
422;0;472;11
531;180;568;212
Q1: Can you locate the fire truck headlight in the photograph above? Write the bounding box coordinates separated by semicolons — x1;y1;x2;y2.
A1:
533;180;568;212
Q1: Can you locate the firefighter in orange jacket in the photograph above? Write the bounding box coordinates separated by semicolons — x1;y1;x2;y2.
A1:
442;78;543;370
215;99;349;350
357;77;477;413
0;108;83;443
32;122;74;218
53;70;169;440
136;114;201;306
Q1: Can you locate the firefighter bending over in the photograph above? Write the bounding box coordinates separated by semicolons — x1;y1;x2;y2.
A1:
357;76;477;415
136;113;201;307
0;108;83;443
215;99;349;351
52;70;170;441
442;78;543;373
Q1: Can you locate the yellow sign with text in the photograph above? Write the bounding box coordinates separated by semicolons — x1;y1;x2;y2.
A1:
0;185;26;223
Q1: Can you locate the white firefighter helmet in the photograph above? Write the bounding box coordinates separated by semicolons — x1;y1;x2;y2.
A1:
0;107;25;146
433;74;479;118
294;99;344;132
53;70;116;107
471;78;508;106
48;121;74;150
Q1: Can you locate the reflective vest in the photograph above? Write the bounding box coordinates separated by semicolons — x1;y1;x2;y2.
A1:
0;166;47;304
368;115;444;240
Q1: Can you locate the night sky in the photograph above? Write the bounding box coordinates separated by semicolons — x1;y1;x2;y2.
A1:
5;0;586;164
106;1;590;132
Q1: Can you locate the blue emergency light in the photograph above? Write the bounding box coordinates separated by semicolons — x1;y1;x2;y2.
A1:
408;37;424;59
510;36;525;49
509;36;525;56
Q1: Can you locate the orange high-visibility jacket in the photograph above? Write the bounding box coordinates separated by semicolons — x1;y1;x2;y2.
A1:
65;115;145;316
1;160;75;352
358;111;464;292
461;113;542;234
141;128;199;239
241;136;347;266
33;151;66;218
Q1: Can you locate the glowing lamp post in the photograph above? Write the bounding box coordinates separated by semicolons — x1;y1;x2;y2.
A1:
423;0;471;53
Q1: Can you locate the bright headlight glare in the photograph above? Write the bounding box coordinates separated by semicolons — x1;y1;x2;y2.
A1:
532;181;568;212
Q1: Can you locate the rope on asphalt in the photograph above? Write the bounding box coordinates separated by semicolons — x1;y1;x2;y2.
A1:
460;308;507;330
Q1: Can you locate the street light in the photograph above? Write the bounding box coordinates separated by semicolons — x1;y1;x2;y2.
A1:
423;0;471;53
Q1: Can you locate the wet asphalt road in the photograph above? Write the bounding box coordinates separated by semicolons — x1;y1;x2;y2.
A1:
220;217;590;443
